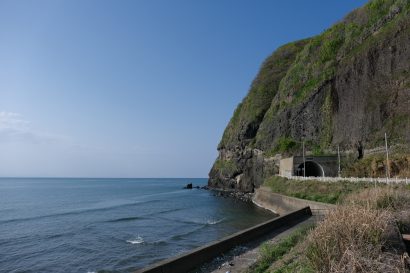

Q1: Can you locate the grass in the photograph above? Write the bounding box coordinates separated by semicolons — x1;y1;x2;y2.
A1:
366;0;396;24
213;159;239;177
247;224;314;273
342;0;409;60
263;0;409;154
319;89;333;148
305;205;403;272
305;186;410;272
267;185;410;272
219;0;410;156
271;137;299;154
264;176;370;204
218;40;308;149
342;153;410;178
275;19;344;108
318;23;344;63
343;185;410;210
253;178;410;272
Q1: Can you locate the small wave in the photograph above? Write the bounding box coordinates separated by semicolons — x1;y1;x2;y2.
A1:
1;190;189;225
169;225;209;241
106;207;184;224
126;236;144;245
206;218;225;225
46;231;75;239
140;189;187;199
0;199;161;225
107;216;144;223
151;240;168;246
156;207;183;215
148;207;184;216
154;216;223;227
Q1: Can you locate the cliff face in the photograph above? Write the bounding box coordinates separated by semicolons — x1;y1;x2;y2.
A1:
209;0;410;192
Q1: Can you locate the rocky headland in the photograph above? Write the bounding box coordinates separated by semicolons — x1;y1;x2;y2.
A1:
209;0;410;192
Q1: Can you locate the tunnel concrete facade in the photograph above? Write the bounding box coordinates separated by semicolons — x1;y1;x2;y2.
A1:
279;156;339;177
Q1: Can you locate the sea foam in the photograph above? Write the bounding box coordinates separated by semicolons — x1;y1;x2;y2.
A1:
206;218;224;225
126;236;144;244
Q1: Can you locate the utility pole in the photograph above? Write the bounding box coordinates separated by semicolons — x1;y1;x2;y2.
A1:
303;141;306;177
337;145;341;178
301;117;306;178
385;132;390;180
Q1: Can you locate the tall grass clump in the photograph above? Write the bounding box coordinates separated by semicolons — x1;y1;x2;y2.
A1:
346;185;410;241
305;204;407;272
344;186;410;211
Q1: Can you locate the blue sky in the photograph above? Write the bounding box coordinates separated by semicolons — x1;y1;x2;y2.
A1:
0;0;368;178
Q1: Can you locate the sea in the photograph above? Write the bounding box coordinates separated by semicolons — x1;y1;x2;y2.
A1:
0;178;274;273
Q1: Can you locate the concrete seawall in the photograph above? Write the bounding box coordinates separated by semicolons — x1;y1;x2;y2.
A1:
134;207;312;273
253;186;336;217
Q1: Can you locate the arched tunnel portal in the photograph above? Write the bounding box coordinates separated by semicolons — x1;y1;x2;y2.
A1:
297;161;325;177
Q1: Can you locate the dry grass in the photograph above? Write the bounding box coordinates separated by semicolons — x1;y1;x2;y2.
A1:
343;185;410;211
342;153;410;178
305;185;410;272
260;181;410;272
307;206;392;272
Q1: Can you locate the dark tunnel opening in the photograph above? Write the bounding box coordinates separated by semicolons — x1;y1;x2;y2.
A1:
296;161;324;177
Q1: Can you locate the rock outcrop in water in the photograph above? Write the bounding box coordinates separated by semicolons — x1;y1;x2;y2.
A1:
209;0;410;192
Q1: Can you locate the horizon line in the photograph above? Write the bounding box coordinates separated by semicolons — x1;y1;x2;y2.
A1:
0;176;208;179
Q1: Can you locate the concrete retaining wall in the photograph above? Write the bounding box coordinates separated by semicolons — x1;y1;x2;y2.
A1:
253;186;336;216
134;207;312;273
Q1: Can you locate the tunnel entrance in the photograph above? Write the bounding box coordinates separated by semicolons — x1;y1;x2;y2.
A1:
296;161;324;177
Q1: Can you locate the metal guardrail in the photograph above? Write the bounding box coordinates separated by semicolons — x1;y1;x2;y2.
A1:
280;175;409;184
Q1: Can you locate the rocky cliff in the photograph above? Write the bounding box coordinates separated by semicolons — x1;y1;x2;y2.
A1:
209;0;410;192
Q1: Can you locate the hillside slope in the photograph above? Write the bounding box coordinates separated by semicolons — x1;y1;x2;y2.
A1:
209;0;410;192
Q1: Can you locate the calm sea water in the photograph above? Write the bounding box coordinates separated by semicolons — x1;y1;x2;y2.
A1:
0;178;274;273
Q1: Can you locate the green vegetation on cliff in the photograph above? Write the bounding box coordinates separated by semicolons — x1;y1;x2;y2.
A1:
342;151;410;178
256;0;410;152
213;159;240;177
221;0;410;152
219;40;309;149
209;0;410;191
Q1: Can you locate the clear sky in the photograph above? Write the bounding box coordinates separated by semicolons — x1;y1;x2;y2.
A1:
0;0;368;178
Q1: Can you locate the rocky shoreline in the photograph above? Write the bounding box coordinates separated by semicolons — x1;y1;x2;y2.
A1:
183;183;254;203
182;183;254;202
210;188;254;203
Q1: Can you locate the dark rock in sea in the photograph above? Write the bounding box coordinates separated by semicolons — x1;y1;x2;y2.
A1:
201;185;209;190
183;183;193;189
